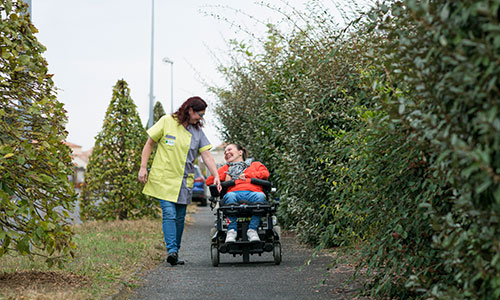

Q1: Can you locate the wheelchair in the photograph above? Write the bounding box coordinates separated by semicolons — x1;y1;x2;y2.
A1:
209;178;282;266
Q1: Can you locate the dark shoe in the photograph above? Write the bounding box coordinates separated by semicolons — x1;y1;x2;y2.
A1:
167;252;178;266
177;258;185;265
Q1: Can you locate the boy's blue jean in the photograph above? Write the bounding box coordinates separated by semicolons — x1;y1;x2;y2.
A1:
223;191;266;231
159;199;187;255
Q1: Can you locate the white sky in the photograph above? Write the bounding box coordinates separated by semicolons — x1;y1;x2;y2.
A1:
31;0;367;150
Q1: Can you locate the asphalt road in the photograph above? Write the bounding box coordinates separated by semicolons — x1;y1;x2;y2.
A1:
130;206;368;300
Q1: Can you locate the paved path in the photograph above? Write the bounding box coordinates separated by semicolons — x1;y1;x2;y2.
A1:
131;206;368;300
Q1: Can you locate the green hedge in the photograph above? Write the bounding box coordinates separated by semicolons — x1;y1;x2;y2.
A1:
211;1;500;298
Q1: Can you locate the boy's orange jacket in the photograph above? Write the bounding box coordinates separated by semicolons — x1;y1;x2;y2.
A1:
206;161;269;193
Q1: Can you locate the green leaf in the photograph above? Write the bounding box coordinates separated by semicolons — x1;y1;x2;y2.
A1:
18;54;30;65
461;163;480;178
440;3;450;21
494;185;500;206
4;0;12;14
16;237;31;255
398;103;405;114
1;49;10;60
17;155;26;165
475;179;491;194
439;36;448;47
3;153;14;159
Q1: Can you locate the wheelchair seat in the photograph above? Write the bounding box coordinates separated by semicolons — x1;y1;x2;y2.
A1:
210;178;274;215
208;178;281;266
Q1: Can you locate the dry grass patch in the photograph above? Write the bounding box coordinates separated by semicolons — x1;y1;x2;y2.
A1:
0;204;199;299
0;217;167;299
0;271;92;300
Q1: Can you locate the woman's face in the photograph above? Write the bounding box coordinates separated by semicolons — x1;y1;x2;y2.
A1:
188;108;205;124
224;144;243;163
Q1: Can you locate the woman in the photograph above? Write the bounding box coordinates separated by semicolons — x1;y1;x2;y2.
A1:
138;96;221;266
206;144;269;243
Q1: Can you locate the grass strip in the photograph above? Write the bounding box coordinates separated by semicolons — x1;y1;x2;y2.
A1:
0;217;168;299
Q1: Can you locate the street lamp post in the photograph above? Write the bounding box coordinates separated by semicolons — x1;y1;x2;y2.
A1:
162;58;174;114
147;0;155;128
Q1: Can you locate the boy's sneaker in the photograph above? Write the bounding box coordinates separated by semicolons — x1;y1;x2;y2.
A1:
247;229;260;242
225;229;237;243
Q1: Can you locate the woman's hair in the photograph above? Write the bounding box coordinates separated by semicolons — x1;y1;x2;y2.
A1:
174;96;207;129
231;144;248;160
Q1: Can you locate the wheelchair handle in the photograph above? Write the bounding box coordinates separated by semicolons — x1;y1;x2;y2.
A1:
208;180;235;193
210;179;270;188
209;180;235;199
250;178;271;189
221;180;236;188
209;179;271;199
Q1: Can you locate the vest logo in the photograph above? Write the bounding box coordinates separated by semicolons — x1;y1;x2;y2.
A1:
165;135;176;146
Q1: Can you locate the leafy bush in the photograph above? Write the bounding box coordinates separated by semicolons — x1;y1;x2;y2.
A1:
213;4;374;245
80;80;155;220
361;1;500;298
211;0;500;298
0;0;76;265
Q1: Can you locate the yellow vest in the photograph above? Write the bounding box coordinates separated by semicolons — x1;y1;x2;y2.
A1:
142;115;212;203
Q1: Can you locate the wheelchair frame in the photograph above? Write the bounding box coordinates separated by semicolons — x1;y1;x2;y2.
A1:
209;179;282;266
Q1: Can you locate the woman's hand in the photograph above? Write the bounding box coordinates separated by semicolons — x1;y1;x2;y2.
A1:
200;149;222;192
139;138;155;184
238;173;246;180
214;176;222;192
138;167;148;183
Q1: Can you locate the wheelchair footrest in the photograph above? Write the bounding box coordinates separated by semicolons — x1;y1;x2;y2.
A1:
220;204;274;216
219;241;274;254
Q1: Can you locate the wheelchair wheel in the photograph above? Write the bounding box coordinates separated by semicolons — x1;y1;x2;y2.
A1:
211;244;219;267
273;242;282;265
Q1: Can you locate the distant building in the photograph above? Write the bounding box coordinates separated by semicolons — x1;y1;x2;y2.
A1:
64;142;92;193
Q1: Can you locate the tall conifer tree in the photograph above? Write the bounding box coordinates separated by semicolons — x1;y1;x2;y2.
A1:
153;101;166;123
147;101;166;129
80;80;154;220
